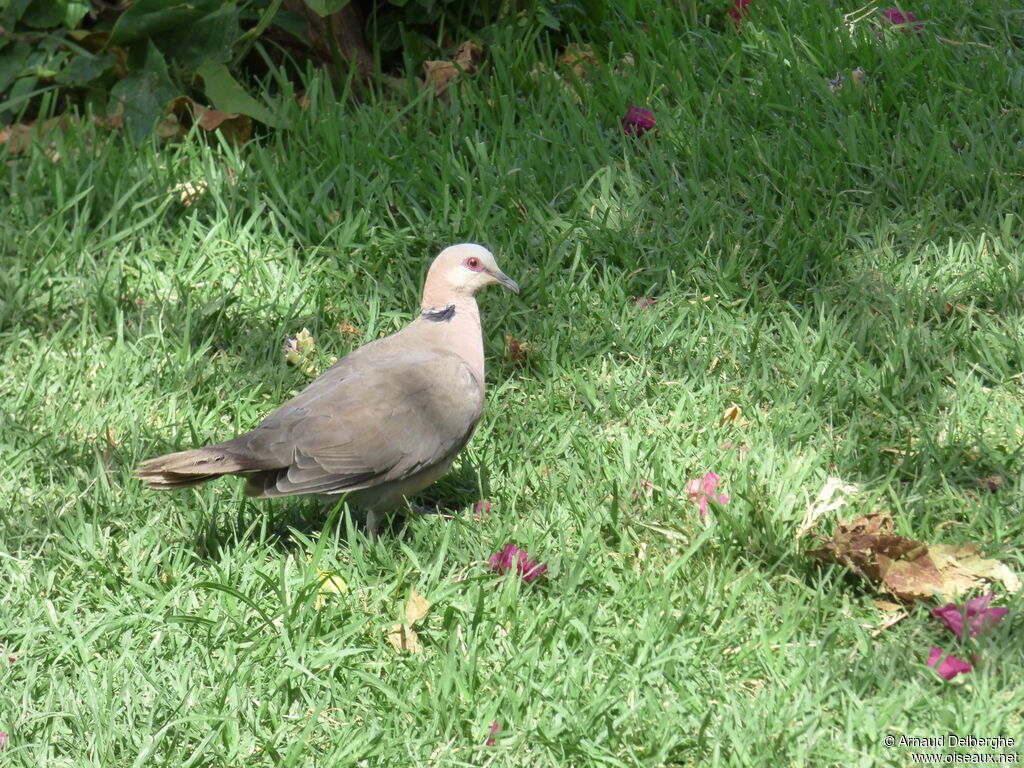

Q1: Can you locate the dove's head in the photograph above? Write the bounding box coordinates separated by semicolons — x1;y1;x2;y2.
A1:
422;244;519;308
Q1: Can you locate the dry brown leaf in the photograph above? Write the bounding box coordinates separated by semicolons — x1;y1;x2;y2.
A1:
505;335;530;366
423;41;484;98
796;477;858;540
718;403;750;428
386;589;430;653
159;96;252;144
0;115;70;158
807;512;1021;603
404;588;431;625
169;180;208;207
558;43;599;79
386;623;419;653
423;61;460;95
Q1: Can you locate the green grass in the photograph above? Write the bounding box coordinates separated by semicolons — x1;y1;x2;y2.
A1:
2;2;1023;765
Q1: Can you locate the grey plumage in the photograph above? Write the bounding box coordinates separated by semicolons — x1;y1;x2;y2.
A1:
136;243;518;516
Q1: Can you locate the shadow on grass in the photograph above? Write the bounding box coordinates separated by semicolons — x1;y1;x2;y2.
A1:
185;460;487;558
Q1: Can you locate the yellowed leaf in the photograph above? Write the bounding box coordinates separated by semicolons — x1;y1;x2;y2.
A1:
314;569;348;610
718;403;751;428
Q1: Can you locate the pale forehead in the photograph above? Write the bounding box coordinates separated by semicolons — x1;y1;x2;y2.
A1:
440;242;495;263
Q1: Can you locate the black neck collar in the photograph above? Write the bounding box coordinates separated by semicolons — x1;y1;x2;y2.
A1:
421;304;456;322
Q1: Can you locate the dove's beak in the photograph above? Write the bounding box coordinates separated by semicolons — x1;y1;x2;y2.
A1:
493;270;519;294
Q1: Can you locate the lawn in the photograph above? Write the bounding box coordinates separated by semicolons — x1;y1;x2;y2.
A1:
1;2;1022;765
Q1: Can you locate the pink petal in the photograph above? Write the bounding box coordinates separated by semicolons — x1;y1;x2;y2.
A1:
685;478;702;501
698;495;709;517
633;296;655;309
932;594;1009;639
0;732;5;750
485;720;498;746
621;106;656;137
473;499;493;521
727;0;750;22
489;544;547;582
701;472;721;495
927;647;973;680
875;7;924;36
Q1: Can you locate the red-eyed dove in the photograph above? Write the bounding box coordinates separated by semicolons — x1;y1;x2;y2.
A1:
136;244;518;529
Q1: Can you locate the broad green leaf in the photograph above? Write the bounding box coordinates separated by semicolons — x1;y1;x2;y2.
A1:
109;0;222;46
55;51;115;85
63;0;88;27
0;42;32;94
20;0;64;27
303;0;349;17
109;41;176;142
196;62;280;127
160;4;239;68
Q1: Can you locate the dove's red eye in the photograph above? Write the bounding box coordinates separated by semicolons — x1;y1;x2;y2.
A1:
465;257;482;270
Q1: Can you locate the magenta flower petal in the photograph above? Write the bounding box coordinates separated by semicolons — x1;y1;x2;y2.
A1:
727;0;750;23
0;732;6;750
473;499;493;521
701;472;720;496
633;296;655;309
932;594;1009;639
875;7;924;36
687;472;728;517
927;647;973;680
621;106;656;137
489;544;547;582
485;720;499;746
880;8;922;28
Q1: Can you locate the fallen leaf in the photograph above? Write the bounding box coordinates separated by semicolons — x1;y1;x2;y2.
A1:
386;589;430;653
169;180;208;207
718;403;751;428
505;335;529;366
796;477;858;540
975;475;1003;493
404;588;430;625
929;543;1021;594
0;115;70;158
423;40;484;98
314;569;348;610
558;43;598;80
807;512;1021;603
158;96;252;144
386;623;419;653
